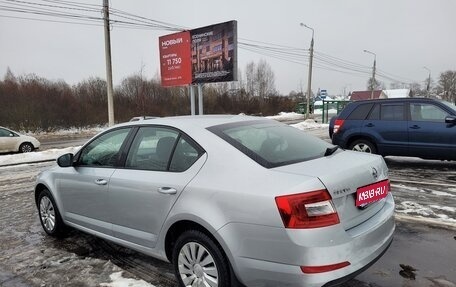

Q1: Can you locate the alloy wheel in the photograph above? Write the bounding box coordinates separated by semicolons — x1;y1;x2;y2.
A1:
178;242;219;287
353;143;372;153
39;196;56;232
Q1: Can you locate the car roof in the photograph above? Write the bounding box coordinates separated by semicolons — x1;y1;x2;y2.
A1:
351;97;440;104
115;114;269;129
0;126;14;131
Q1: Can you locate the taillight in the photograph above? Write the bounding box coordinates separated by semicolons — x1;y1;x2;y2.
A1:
275;190;340;229
333;119;345;134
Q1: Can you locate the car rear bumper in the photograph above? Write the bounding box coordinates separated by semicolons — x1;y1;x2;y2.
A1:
217;193;395;287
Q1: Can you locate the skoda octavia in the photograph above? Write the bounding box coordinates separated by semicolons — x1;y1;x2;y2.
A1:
35;115;395;287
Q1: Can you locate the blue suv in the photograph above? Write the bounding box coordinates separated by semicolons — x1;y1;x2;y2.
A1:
329;98;456;160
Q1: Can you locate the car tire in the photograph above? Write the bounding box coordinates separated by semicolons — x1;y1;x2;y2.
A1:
19;142;34;153
173;230;230;287
37;189;66;237
349;139;377;154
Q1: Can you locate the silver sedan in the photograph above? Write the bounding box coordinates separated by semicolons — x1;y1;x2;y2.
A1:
35;115;395;287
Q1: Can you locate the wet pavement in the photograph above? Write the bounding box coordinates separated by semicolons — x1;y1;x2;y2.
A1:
1;141;455;286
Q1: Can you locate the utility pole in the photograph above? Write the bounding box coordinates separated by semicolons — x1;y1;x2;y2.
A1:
103;0;115;126
300;23;314;119
371;59;376;99
423;66;431;97
364;50;376;99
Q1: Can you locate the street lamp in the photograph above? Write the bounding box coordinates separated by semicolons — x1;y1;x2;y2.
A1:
423;66;431;97
300;23;314;119
363;49;376;99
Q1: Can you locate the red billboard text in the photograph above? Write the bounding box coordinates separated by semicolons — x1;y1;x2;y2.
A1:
159;31;192;87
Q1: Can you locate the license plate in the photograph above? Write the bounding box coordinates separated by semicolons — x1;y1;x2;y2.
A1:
356;180;389;207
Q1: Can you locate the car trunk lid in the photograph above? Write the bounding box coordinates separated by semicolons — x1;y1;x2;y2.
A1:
273;150;390;230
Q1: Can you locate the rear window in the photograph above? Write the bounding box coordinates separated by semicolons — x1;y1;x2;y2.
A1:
208;120;332;168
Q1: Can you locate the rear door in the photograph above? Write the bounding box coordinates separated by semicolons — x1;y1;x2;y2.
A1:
362;102;408;156
108;126;206;248
408;102;456;159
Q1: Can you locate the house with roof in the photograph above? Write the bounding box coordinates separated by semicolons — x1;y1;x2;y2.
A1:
349;90;382;101
381;89;411;98
349;89;411;101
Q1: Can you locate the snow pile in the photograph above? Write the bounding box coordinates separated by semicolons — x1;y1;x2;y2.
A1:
291;119;329;131
396;201;456;224
313;108;338;115
100;272;156;287
0;146;80;166
266;112;305;121
33;126;105;138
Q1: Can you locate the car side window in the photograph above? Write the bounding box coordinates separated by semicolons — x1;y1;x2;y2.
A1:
125;127;179;171
79;128;131;167
367;104;380;120
410;103;449;122
0;128;8;137
381;104;404;121
169;136;202;172
347;103;374;120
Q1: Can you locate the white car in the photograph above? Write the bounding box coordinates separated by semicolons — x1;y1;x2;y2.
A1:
0;126;40;153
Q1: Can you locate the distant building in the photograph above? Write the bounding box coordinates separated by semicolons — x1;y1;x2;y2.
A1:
350;89;411;101
350;90;382;101
381;89;411;98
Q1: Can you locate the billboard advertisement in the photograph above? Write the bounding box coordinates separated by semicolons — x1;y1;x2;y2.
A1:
159;31;192;87
191;20;237;84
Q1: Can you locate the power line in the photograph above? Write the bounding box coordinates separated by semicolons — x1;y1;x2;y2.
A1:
5;0;100;12
0;0;421;85
0;13;102;26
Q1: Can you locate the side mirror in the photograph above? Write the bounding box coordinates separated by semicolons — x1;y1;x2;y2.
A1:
445;116;456;124
57;153;74;167
9;133;14;137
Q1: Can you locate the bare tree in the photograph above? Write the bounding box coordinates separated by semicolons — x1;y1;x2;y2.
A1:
245;61;256;97
256;60;275;100
436;70;456;104
367;77;384;91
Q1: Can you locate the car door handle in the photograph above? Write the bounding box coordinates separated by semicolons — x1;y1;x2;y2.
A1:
409;125;421;129
157;187;177;194
95;179;108;185
365;123;375;127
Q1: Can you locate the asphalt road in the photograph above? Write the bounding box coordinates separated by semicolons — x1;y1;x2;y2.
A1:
38;137;91;150
1;128;455;287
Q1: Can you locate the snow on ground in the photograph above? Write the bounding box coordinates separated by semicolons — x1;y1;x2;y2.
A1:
100;272;156;287
291;119;329;131
0;146;80;166
396;201;456;224
313;108;338;115
33;126;106;138
266;112;305;121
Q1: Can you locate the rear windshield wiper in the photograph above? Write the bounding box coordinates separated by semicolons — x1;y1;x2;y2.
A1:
324;146;339;156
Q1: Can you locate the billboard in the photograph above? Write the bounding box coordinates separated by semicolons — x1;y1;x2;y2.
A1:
158;31;192;87
191;21;237;84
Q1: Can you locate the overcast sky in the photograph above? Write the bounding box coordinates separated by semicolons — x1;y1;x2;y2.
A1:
1;0;455;96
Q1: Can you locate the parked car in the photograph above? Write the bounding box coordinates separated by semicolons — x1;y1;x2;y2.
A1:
330;98;456;160
0;126;40;153
35;115;395;287
129;116;157;122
